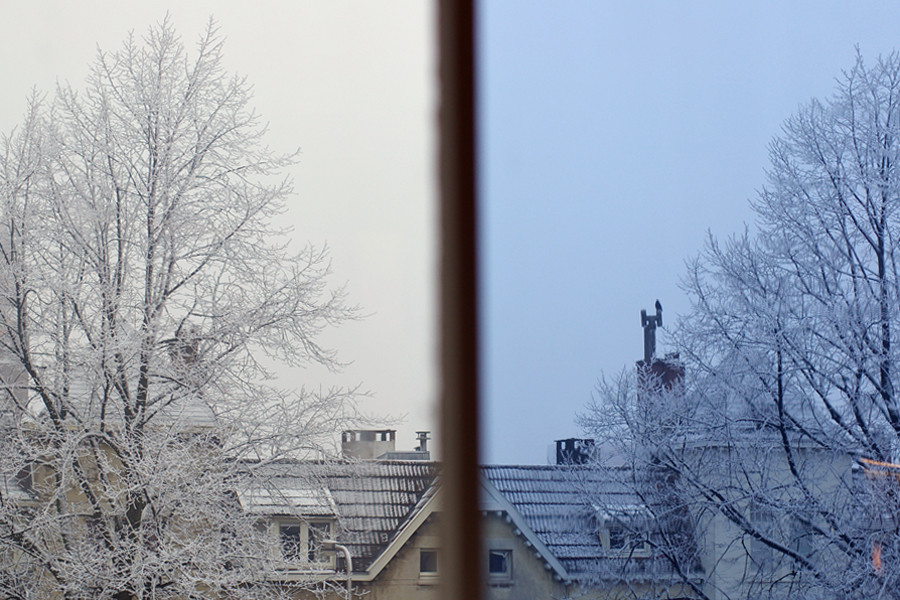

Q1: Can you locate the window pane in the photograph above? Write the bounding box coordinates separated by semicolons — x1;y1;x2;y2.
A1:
488;549;510;575
420;549;438;574
608;526;626;551
279;525;302;562
307;522;330;562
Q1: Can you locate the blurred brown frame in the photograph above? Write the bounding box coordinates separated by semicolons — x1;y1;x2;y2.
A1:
438;1;482;599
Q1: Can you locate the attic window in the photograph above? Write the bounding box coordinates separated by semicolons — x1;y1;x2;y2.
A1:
420;549;438;573
419;548;439;583
488;549;512;580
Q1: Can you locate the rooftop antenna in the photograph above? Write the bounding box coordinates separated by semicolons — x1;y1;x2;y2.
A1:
640;300;663;363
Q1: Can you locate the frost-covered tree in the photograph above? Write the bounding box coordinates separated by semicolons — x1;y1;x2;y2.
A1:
0;19;356;600
583;53;900;600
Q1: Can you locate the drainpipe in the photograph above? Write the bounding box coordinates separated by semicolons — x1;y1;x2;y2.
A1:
324;539;352;600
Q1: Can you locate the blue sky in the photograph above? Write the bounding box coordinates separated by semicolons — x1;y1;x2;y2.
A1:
477;1;900;464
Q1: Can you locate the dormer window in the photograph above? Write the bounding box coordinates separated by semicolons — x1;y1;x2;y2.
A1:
272;519;335;569
307;521;331;563
279;524;303;562
607;524;627;551
601;522;651;556
237;484;338;571
597;505;652;556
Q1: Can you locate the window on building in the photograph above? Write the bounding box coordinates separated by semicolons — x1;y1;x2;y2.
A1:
420;549;439;575
600;517;651;557
15;464;32;493
749;502;774;569
607;525;627;551
279;524;302;562
275;520;334;567
488;549;512;580
790;517;813;562
307;521;331;563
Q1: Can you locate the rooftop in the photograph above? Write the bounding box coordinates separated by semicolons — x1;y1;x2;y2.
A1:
257;460;439;571
482;464;701;583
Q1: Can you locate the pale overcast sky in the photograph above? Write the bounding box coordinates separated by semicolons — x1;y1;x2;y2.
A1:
478;1;900;464
10;3;900;467
0;2;440;456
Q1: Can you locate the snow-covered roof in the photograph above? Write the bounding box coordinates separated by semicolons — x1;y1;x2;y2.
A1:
594;502;653;522
25;382;218;432
238;485;336;517
255;460;439;571
481;465;701;583
250;461;700;583
151;395;218;430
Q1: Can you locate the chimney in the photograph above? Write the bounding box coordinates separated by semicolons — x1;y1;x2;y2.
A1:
636;301;684;398
341;429;396;459
555;438;596;465
416;431;431;453
640;300;663;364
637;352;685;395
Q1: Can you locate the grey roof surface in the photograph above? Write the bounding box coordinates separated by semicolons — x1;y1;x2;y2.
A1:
481;465;699;583
256;461;697;582
238;485;337;516
259;461;439;571
25;379;218;431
